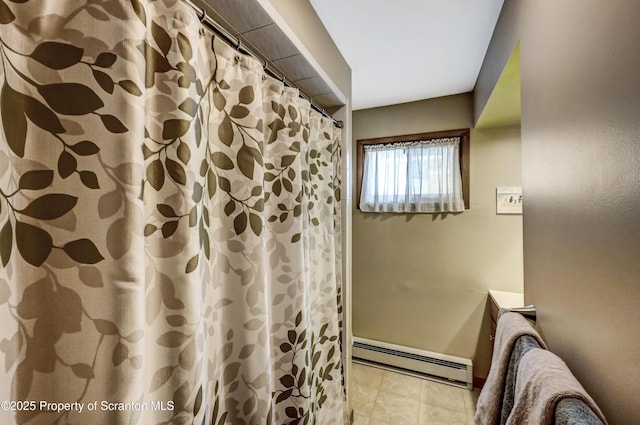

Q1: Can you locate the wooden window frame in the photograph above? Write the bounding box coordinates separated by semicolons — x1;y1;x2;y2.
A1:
356;128;470;211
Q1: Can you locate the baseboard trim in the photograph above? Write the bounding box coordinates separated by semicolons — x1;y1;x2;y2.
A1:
473;376;486;390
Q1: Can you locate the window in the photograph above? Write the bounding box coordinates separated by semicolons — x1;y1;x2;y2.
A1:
357;129;469;212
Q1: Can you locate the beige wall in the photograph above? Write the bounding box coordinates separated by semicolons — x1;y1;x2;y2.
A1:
513;1;640;423
478;0;640;422
352;94;523;380
473;0;523;125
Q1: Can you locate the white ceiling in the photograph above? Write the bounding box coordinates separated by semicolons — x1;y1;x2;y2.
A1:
309;0;505;110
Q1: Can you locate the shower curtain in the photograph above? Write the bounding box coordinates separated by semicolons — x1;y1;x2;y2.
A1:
0;1;346;424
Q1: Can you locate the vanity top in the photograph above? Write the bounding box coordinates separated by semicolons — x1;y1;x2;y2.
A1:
489;290;524;309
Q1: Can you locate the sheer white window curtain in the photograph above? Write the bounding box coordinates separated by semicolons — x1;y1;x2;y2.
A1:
359;137;465;213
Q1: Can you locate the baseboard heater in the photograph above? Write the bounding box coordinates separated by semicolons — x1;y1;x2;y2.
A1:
352;337;473;390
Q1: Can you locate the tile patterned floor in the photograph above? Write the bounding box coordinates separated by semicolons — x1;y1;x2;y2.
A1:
350;362;479;425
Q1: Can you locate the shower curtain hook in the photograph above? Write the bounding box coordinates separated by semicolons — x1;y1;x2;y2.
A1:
236;38;242;50
199;9;207;23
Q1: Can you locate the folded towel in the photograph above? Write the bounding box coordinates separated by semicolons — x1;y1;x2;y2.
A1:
499;334;541;424
505;348;607;425
475;312;547;425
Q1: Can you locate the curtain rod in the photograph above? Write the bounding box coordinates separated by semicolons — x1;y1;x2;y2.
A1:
181;0;343;129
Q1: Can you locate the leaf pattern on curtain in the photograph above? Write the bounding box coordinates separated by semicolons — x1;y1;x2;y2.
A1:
0;1;345;424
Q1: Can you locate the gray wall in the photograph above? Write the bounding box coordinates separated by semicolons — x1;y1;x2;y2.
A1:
479;0;640;423
353;94;523;380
